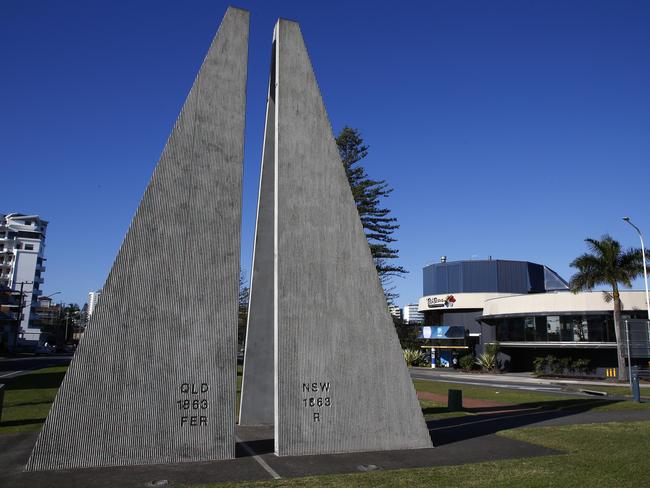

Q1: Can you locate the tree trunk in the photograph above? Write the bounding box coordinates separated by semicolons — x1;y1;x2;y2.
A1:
612;286;628;381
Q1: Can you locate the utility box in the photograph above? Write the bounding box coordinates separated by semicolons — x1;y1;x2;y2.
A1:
448;389;463;411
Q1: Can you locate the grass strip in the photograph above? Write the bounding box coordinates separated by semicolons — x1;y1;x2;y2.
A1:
184;421;650;488
0;366;67;434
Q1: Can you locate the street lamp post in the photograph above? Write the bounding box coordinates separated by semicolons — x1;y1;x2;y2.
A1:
623;217;650;324
42;291;61;300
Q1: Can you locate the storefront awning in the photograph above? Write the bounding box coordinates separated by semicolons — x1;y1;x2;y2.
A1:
418;326;465;340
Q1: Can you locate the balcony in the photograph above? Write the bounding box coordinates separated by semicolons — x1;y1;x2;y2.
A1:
33;276;45;284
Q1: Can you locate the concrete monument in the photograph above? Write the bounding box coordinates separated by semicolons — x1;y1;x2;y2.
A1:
238;57;275;426
240;19;433;456
26;7;249;470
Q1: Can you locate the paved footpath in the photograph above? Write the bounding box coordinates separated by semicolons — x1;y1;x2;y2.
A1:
2;407;649;488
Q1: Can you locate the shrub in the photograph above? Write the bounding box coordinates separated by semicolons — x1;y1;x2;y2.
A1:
459;354;475;371
475;351;498;372
572;358;591;374
559;357;572;373
544;355;562;375
403;348;424;367
532;356;547;375
485;342;500;357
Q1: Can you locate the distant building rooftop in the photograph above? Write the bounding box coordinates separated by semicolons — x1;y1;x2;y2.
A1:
423;259;568;296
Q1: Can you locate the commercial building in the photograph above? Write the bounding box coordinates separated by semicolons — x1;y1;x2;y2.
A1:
418;258;649;371
388;305;402;320
30;296;62;344
479;291;648;370
0;213;48;347
88;290;101;318
402;304;424;324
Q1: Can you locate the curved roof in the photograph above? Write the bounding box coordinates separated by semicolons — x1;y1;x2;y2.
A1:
423;259;568;296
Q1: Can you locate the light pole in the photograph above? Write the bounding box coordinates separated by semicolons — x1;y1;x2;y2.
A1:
623;217;650;323
42;291;61;300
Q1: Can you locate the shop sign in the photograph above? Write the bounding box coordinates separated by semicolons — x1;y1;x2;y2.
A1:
427;295;456;309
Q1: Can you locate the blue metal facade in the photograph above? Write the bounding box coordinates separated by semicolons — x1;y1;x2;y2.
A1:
423;259;568;296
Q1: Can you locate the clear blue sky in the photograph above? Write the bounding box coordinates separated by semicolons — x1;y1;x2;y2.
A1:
2;1;649;307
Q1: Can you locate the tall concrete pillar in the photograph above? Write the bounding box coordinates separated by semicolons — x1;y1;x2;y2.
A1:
238;57;276;426
26;7;249;470
268;19;432;456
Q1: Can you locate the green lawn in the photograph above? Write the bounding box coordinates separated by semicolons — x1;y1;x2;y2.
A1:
184;421;650;488
414;379;650;414
3;366;650;486
0;366;66;434
3;366;648;435
0;364;245;435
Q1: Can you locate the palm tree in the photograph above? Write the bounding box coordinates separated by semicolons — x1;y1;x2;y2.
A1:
569;235;647;381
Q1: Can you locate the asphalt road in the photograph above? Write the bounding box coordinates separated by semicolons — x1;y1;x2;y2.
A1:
0;355;72;380
410;368;603;398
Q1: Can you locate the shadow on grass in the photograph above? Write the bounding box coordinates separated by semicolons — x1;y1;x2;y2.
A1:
6;400;53;408
3;371;66;391
422;406;451;416
0;417;45;428
427;398;629;446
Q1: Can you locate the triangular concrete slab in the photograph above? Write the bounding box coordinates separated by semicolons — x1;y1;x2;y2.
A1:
270;19;433;456
238;52;276;426
26;7;249;470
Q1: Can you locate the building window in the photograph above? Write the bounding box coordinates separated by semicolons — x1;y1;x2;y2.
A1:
15;243;22;249
547;316;561;341
25;244;34;251
560;317;574;341
572;317;589;341
524;317;536;341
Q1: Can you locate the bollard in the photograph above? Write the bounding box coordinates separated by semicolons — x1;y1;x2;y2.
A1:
448;389;463;411
631;367;641;403
0;384;4;423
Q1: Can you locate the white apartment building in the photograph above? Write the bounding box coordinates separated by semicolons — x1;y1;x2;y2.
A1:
388;305;402;320
0;213;48;345
88;290;101;318
402;303;424;324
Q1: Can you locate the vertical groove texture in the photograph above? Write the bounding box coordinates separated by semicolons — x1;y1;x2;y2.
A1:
274;19;433;456
26;7;249;471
